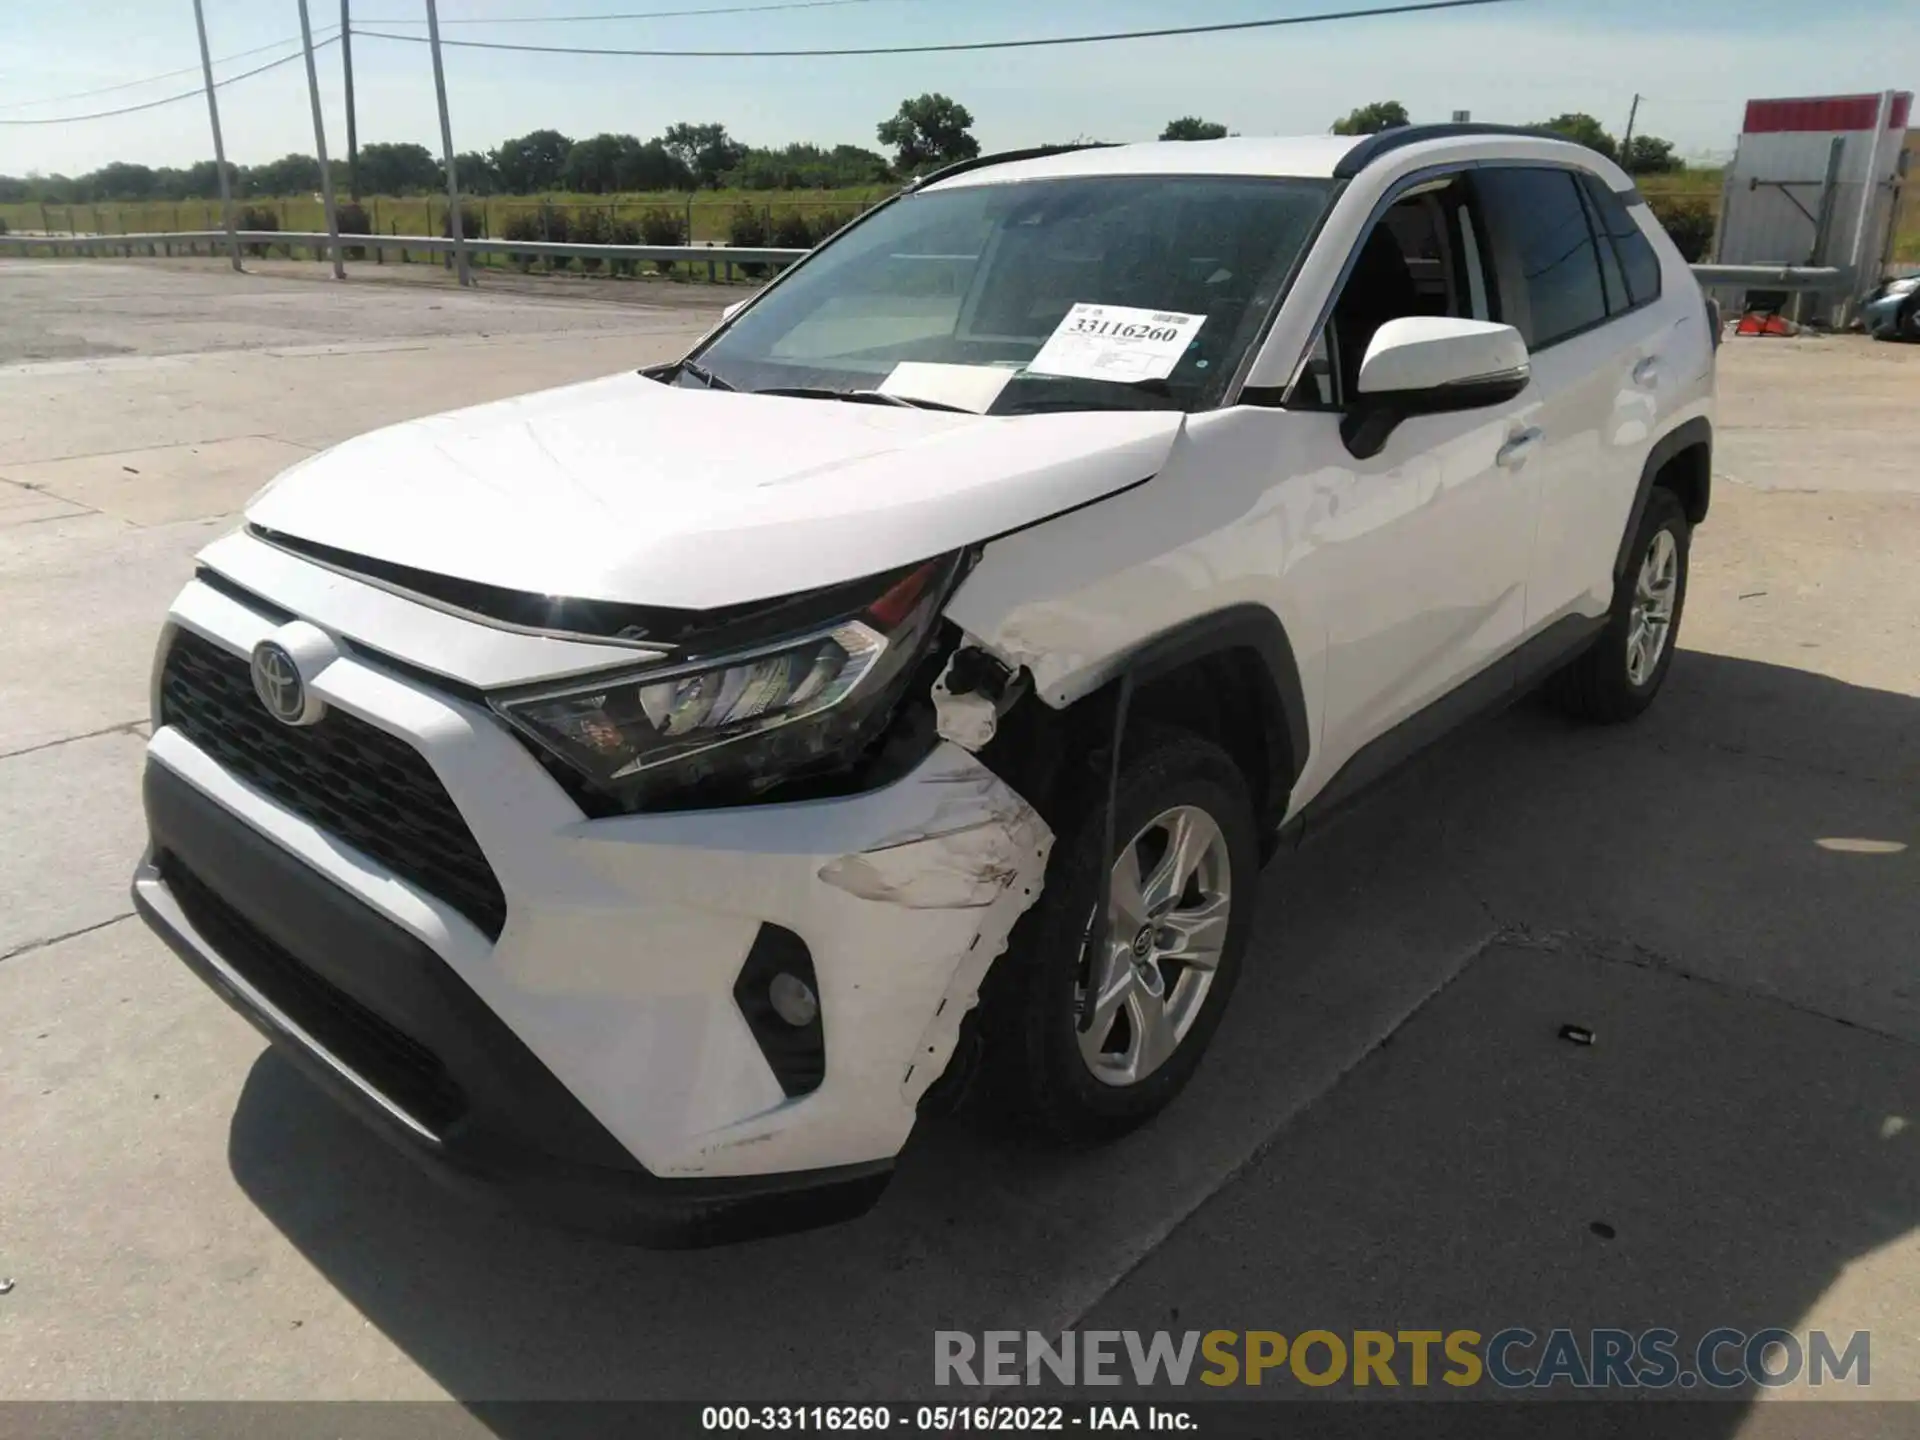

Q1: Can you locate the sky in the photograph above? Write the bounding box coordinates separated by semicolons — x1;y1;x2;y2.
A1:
0;0;1912;177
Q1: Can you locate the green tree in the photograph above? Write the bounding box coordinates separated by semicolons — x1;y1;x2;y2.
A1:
1647;194;1714;262
727;141;893;189
1537;112;1617;161
877;93;979;172
1623;134;1681;175
1331;100;1409;135
247;154;321;196
355;142;440;195
491;129;574;193
617;137;694;191
446;151;502;195
180;159;240;201
660;122;747;189
560;133;628;194
1161;117;1229;141
89;161;160;199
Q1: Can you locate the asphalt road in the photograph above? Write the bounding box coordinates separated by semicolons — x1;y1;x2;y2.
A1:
1;260;1916;1430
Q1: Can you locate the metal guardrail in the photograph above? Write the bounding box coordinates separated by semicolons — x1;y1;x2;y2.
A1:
0;229;1865;297
0;228;809;271
1690;264;1851;293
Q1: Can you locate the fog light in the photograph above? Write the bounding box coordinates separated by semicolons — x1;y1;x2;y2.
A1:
769;972;819;1028
733;924;824;1096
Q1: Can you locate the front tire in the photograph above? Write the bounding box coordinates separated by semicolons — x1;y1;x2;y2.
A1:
979;724;1259;1145
1548;486;1690;723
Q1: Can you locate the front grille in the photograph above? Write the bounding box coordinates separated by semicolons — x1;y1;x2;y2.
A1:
159;627;509;940
160;852;467;1132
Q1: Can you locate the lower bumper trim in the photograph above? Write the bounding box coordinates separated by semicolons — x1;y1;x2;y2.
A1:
132;760;895;1248
135;863;891;1246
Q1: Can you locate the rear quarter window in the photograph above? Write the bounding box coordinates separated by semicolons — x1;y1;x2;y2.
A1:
1582;174;1664;310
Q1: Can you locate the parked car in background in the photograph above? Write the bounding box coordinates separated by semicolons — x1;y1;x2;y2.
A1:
1862;274;1920;340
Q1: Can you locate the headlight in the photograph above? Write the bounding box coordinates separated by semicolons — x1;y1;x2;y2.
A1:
493;555;959;808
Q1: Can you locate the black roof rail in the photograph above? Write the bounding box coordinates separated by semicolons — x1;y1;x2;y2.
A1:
909;142;1118;191
1331;122;1577;178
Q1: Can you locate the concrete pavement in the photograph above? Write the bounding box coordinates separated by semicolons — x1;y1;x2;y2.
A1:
0;261;1915;1426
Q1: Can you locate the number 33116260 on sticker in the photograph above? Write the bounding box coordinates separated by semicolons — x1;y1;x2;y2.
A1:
1026;303;1206;383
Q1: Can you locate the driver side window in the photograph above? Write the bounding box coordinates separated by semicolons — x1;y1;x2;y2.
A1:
1288;177;1494;410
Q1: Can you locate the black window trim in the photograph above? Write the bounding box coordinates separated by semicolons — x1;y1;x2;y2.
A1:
1577;170;1664;318
1575;172;1628;316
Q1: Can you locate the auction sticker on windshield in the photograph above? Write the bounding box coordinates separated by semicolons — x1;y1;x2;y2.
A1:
1026;304;1206;383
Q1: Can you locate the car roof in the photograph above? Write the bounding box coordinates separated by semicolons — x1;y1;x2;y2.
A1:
920;125;1602;191
924;136;1364;189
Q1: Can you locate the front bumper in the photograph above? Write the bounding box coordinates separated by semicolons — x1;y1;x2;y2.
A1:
137;559;1051;1240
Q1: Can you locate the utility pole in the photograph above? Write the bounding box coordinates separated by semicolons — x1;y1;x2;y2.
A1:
296;0;346;278
190;0;241;272
341;0;360;201
1620;93;1641;165
426;0;472;286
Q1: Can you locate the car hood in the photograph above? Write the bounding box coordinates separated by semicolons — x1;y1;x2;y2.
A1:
246;371;1185;610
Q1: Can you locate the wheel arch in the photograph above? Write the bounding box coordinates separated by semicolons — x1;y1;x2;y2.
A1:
977;605;1308;844
1615;416;1712;583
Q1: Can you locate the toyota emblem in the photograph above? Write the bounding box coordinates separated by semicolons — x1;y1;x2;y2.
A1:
250;640;319;726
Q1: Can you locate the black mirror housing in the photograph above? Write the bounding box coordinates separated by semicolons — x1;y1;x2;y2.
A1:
1340;369;1531;460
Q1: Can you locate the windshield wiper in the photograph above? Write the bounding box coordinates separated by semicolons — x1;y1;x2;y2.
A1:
752;386;972;414
678;359;735;391
1019;373;1176;396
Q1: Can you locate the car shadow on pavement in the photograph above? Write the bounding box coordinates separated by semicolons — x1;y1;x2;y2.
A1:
227;648;1920;1431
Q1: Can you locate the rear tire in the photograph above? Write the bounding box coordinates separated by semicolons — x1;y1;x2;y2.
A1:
978;723;1259;1145
1547;486;1690;724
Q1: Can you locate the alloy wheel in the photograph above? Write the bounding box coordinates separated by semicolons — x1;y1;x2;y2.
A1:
1625;528;1679;687
1075;804;1233;1088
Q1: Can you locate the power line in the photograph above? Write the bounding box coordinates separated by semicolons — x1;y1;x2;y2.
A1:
360;0;917;24
0;39;337;127
354;0;1512;59
0;28;338;114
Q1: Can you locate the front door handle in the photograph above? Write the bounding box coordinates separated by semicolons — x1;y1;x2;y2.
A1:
1632;356;1661;389
1496;427;1543;468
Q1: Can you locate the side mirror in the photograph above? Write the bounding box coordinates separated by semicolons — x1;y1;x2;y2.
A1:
722;299;747;322
1342;317;1530;459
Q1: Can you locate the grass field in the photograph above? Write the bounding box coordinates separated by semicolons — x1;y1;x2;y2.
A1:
0;187;893;244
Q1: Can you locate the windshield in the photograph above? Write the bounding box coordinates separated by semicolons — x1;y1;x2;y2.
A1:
686;173;1335;415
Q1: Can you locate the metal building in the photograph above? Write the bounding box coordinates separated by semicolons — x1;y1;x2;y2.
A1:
1712;90;1913;325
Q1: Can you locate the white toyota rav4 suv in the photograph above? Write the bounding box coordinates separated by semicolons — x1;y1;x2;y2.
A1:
134;126;1715;1245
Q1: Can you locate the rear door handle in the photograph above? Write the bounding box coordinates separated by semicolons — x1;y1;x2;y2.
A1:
1496;427;1543;468
1632;356;1661;388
